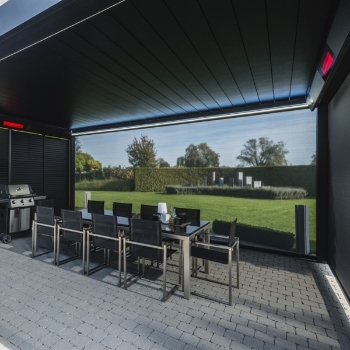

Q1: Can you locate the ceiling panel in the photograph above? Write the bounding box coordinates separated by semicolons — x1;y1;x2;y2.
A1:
267;0;299;100
290;0;336;97
0;0;339;133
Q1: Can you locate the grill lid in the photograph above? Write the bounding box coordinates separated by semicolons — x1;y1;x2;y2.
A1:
0;184;33;198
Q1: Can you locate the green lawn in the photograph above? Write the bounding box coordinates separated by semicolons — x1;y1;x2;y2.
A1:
75;191;316;252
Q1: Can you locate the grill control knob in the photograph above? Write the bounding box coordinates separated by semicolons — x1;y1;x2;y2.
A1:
28;198;33;202
12;200;16;204
20;199;24;203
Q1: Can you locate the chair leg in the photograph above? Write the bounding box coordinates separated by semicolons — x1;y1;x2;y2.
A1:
82;231;86;274
228;249;232;306
31;221;36;258
178;241;182;285
87;237;90;276
123;238;127;289
142;257;146;276
57;227;60;266
236;242;240;289
163;247;167;302
118;238;122;287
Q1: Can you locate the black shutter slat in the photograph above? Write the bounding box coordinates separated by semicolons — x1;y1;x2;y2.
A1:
0;128;9;183
11;131;44;194
44;137;69;213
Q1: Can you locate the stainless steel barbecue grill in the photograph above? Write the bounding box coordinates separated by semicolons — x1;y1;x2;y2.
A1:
0;184;42;243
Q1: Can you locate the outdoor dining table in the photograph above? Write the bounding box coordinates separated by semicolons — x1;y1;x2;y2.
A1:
79;209;210;300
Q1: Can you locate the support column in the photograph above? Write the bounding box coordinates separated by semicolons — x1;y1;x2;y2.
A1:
316;105;329;263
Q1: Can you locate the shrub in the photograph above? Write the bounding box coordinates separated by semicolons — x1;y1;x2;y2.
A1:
134;166;316;195
165;185;307;199
213;220;295;250
75;179;134;191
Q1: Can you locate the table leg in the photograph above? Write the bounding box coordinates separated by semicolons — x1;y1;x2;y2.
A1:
203;225;210;274
182;239;191;299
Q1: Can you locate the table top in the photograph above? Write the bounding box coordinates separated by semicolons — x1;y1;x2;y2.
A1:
78;208;209;238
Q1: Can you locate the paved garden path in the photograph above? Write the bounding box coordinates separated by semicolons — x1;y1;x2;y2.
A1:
0;235;349;350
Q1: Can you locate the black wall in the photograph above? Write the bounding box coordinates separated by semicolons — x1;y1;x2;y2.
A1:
0;128;9;183
328;71;350;299
0;128;70;214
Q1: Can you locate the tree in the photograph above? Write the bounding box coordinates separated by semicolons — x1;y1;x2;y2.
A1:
176;156;185;167
236;137;288;166
310;154;316;165
156;158;170;167
75;152;102;174
75;137;82;153
178;143;220;167
125;135;157;167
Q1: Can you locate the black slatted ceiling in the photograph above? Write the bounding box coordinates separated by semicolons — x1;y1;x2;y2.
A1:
44;137;69;213
198;0;259;105
160;0;245;107
0;128;9;183
267;0;299;100
233;1;274;102
0;0;339;132
11;131;44;195
291;0;335;96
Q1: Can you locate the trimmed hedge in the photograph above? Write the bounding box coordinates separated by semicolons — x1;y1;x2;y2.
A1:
135;166;316;195
213;220;295;250
165;185;307;199
75;179;134;191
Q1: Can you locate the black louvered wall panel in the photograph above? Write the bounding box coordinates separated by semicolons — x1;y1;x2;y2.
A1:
44;137;69;214
11;131;44;195
328;71;350;300
0;128;9;183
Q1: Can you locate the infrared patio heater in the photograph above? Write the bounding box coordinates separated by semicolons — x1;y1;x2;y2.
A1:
0;184;42;243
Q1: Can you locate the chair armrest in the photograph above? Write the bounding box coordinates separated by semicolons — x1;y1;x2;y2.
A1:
88;232;119;241
58;226;85;234
193;238;239;250
124;237;164;250
210;233;229;239
192;241;231;250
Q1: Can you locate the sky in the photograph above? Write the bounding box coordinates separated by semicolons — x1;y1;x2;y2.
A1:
77;108;316;168
0;0;61;36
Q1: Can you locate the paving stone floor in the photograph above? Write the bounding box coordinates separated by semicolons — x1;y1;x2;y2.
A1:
0;233;349;350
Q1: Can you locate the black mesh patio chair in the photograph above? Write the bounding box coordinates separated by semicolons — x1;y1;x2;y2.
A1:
191;219;239;306
87;214;123;286
87;200;104;214
57;209;86;274
140;204;170;267
123;218;178;301
174;207;200;226
32;206;57;263
172;207;201;285
207;219;235;245
113;202;132;218
36;199;54;208
140;204;158;220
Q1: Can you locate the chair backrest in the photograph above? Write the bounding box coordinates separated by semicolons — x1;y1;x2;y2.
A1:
87;200;104;214
140;204;158;220
228;219;237;247
61;209;83;242
175;207;200;226
36;206;55;236
36;199;54;208
129;218;162;260
92;213;119;250
113;202;132;218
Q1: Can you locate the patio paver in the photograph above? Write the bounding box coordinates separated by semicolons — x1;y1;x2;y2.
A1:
0;235;349;350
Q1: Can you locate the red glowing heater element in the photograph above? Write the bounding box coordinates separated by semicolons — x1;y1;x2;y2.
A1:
2;120;25;129
321;52;334;76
